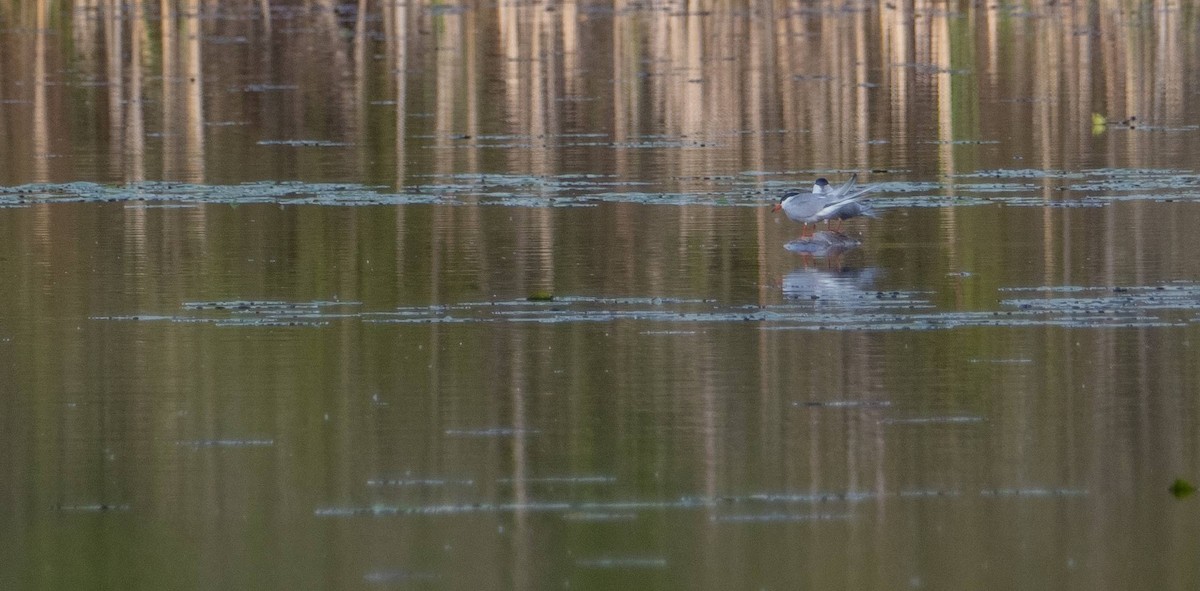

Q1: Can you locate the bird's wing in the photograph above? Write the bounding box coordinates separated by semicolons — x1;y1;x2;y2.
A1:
814;190;872;219
829;173;859;199
838;184;875;201
784;193;825;219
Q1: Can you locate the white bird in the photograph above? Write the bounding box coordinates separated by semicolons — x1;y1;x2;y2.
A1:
772;174;876;238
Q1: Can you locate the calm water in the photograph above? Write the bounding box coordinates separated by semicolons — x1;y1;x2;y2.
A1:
2;0;1200;589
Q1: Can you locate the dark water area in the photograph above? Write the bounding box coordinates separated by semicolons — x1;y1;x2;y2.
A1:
2;0;1200;589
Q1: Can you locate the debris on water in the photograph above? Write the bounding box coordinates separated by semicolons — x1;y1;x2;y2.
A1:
880;416;984;425
899;489;962;498
363;570;440;583
710;512;851;523
4;167;1198;209
527;291;555;302
979;488;1088;497
497;475;617;485
443;427;539;437
1000;282;1200;318
96;281;1200;332
574;557;668;569
795;400;892;409
315;501;574;517
55;503;131;512
96;300;361;327
314;485;1089;521
256;139;353;147
240;84;298;92
926;139;999;145
562;512;638;522
176;439;275;448
366;478;476;487
1169;478;1196;499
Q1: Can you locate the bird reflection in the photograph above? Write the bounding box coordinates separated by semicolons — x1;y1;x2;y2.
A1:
781;266;879;303
783;230;862;259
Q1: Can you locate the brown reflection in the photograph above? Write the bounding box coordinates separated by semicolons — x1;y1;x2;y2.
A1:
3;0;1198;188
4;2;1200;588
389;0;409;185
32;0;50;182
126;0;146;182
353;0;367;179
433;6;462;174
181;0;205;181
105;0;124;173
509;332;531;591
156;0;209;243
161;0;205;182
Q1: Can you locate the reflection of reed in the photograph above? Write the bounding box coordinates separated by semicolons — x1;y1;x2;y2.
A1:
5;4;1200;584
32;0;50;182
354;0;368;180
160;0;206;182
31;0;53;260
105;0;124;170
160;0;209;241
127;0;146;181
434;7;461;173
387;0;409;184
8;0;1199;187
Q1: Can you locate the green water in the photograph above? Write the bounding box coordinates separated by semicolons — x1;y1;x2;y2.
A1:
2;0;1199;589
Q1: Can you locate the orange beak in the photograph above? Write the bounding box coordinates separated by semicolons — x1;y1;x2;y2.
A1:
771;203;781;212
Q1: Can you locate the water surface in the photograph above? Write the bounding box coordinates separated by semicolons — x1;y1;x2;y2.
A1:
2;0;1200;589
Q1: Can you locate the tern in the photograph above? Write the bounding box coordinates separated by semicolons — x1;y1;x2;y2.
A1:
772;174;876;238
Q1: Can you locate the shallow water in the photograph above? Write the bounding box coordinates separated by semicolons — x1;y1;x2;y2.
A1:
2;0;1200;589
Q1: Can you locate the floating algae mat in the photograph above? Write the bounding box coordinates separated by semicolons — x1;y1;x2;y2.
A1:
95;282;1200;331
94;300;362;327
3;167;1198;209
312;487;1087;519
